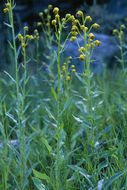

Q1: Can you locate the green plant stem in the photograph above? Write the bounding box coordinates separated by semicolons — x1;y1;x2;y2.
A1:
119;35;124;72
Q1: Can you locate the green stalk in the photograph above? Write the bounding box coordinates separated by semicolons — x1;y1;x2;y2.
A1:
119;32;124;72
56;21;61;190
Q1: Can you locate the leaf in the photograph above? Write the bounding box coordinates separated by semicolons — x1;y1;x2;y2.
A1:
103;170;127;189
4;22;12;28
45;107;56;121
4;70;16;84
8;40;14;50
69;165;93;187
51;87;57;101
41;137;52;154
32;177;46;190
72;115;83;123
63;98;72;111
96;125;112;140
33;169;50;182
5;112;17;124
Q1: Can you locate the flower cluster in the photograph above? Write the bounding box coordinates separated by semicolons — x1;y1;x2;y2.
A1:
61;57;76;81
69;11;101;63
18;26;34;51
3;2;11;13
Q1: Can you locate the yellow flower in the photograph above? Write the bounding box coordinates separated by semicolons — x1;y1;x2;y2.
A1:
94;40;101;46
72;69;76;73
89;33;95;40
70;36;76;42
68;56;72;60
66;76;70;81
72;25;78;31
22;43;26;49
79;54;85;61
65;14;71;19
53;7;59;14
92;23;100;28
52;19;57;25
39;12;43;17
78;47;85;53
48;4;53;9
3;8;9;13
85;16;92;22
24;26;29;31
71;65;75;69
76;10;83;17
37;22;42;27
62;66;66;72
18;34;23;41
113;29;118;35
6;3;11;8
29;35;34;40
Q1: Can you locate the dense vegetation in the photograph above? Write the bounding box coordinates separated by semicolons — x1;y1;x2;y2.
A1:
0;1;127;190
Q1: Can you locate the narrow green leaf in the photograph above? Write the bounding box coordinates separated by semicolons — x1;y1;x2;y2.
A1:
103;170;127;189
8;40;14;50
33;169;50;182
32;177;46;190
45;107;56;121
41;137;52;154
4;22;12;28
51;87;57;101
4;70;16;84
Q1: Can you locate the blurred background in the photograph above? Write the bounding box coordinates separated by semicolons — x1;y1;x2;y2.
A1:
0;0;127;72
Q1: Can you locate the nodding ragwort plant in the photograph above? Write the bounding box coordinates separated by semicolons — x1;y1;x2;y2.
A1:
33;7;102;190
3;1;35;189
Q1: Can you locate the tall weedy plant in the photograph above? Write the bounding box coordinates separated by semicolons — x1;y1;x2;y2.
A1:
3;1;34;189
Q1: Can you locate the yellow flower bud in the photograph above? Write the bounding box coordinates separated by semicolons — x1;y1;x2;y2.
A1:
80;25;85;30
62;18;66;22
62;66;66;72
66;76;70;81
120;24;126;30
18;34;23;41
22;43;26;48
6;3;11;8
94;40;101;46
78;47;85;53
68;56;72;60
64;62;67;66
85;16;92;22
79;54;85;61
53;7;59;14
92;23;100;28
89;33;95;40
113;29;118;35
76;10;83;17
39;12;43;17
48;4;53;9
29;35;34;40
52;19;57;25
71;65;75;69
55;14;60;20
3;8;9;13
70;36;76;42
24;26;29;31
86;44;91;49
72;69;76;73
65;14;71;19
72;25;78;31
37;22;42;27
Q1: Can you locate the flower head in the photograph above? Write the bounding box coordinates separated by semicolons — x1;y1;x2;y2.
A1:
53;7;59;14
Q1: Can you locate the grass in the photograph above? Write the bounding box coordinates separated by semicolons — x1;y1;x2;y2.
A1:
0;1;127;190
